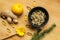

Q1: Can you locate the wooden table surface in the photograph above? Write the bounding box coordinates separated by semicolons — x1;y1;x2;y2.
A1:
0;0;60;40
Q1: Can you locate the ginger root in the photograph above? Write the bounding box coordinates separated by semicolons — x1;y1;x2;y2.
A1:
0;9;18;24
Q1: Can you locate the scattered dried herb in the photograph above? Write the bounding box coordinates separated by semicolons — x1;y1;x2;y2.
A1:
1;21;6;26
26;23;31;28
10;24;15;28
24;15;28;22
31;23;56;40
33;1;36;2
7;28;11;33
27;32;32;36
32;1;37;7
27;6;31;10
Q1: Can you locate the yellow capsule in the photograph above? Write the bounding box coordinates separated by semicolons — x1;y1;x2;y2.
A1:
7;28;11;33
32;2;37;7
1;21;7;26
24;15;28;22
27;6;31;10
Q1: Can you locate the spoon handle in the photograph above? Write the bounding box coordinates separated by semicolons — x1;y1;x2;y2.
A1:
2;34;17;40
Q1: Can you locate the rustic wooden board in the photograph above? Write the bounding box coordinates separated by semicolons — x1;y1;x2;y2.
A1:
0;0;60;40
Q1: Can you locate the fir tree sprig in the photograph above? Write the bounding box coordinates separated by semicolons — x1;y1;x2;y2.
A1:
31;23;56;40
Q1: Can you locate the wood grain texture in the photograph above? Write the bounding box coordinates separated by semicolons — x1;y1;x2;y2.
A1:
0;0;60;40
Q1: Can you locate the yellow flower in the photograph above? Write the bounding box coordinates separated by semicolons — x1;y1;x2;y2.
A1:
16;26;26;36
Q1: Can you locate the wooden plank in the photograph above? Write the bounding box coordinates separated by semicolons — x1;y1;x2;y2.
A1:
0;0;60;40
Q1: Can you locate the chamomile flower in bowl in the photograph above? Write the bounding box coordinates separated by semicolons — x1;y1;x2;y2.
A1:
28;7;49;30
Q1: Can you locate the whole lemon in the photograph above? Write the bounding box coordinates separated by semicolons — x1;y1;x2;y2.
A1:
11;3;23;15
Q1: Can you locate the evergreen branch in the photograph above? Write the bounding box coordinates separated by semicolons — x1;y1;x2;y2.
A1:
31;23;56;40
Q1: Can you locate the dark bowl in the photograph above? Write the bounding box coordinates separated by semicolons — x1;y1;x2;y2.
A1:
28;7;49;30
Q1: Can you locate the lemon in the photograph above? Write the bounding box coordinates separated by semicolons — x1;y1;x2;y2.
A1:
16;26;25;36
11;3;23;15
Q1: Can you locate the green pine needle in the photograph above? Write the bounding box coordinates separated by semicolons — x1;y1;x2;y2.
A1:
31;23;56;40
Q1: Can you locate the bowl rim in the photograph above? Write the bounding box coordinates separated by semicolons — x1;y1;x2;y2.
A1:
28;6;49;29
